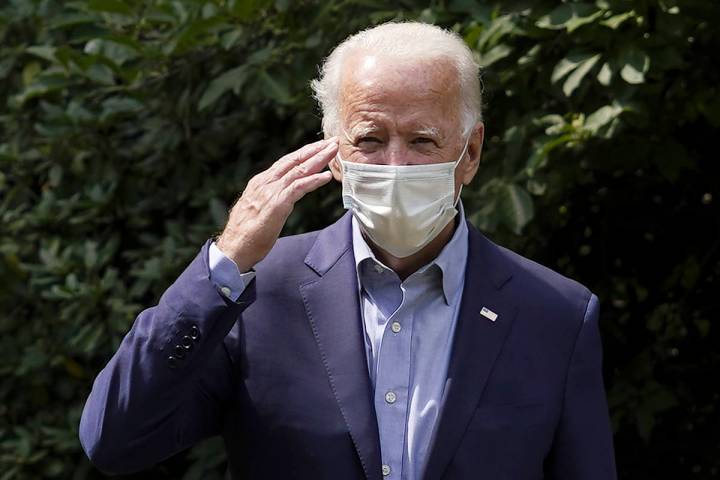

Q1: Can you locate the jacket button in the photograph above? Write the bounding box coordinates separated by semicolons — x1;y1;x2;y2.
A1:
181;335;193;349
189;325;200;341
167;356;178;369
174;345;186;358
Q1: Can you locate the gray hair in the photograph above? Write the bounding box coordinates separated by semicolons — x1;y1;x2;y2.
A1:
310;22;482;137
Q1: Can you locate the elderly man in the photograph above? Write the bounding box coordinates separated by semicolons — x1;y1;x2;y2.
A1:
80;22;616;479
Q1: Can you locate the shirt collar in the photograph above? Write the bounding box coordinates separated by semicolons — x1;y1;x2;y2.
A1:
351;201;469;305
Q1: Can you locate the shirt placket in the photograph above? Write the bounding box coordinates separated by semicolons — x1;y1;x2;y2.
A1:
374;281;415;479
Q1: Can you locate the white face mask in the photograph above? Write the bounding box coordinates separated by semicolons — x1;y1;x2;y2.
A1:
338;137;469;258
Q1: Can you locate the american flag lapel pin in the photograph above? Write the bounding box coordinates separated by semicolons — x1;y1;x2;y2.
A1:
480;307;498;322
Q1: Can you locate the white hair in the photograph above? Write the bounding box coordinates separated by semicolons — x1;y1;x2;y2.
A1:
310;22;482;137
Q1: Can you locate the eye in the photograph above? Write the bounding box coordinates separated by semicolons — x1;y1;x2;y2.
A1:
357;136;382;144
411;137;438;147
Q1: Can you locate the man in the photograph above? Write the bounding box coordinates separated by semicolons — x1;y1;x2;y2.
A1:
80;22;617;479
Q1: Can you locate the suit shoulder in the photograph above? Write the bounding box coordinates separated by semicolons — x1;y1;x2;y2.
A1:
258;229;320;271
273;229;321;256
501;244;590;295
252;213;353;289
491;240;593;318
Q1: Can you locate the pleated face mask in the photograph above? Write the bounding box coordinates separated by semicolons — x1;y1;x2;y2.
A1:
338;136;469;258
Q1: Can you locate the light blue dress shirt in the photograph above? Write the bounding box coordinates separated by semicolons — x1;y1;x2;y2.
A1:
208;205;468;480
350;206;468;480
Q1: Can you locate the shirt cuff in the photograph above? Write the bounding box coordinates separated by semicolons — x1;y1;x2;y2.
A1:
208;241;256;302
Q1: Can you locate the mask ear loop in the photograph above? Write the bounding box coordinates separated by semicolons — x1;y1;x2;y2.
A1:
453;135;471;206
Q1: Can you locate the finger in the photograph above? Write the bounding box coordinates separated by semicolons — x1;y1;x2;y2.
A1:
281;141;338;187
285;170;334;204
268;137;338;181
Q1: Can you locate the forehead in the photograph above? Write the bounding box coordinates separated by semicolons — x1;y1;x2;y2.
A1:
339;53;461;131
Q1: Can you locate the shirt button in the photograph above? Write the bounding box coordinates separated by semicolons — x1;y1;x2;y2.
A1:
220;286;232;298
390;321;402;333
382;464;391;476
374;264;384;274
384;391;397;404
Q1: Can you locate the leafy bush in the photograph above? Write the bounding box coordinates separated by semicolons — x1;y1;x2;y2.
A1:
1;0;718;478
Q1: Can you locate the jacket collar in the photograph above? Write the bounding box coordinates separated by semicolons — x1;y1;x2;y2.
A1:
421;224;516;479
301;212;383;480
302;212;515;480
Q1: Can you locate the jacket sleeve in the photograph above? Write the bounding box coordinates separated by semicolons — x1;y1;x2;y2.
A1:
545;294;618;479
79;240;255;475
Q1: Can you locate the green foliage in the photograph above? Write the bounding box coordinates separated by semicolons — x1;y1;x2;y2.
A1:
1;0;718;478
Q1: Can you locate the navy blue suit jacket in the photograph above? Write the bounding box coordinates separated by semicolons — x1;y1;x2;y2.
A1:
80;213;617;479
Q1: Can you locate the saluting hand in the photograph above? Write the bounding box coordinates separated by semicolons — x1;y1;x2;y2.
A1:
216;137;339;272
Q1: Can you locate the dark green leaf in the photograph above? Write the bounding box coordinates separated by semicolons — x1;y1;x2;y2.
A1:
498;183;534;234
584;103;624;136
536;3;603;32
198;65;249;111
597;61;613;86
601;10;636;30
562;54;600;96
87;0;133;15
479;44;512;67
551;52;597;84
619;47;650;84
258;70;293;105
25;46;57;63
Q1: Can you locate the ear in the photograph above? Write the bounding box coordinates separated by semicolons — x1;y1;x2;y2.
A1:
329;155;343;182
460;122;484;185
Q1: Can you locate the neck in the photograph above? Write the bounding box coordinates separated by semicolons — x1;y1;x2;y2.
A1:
366;215;459;280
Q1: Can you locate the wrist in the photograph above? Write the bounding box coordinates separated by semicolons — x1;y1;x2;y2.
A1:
215;235;255;273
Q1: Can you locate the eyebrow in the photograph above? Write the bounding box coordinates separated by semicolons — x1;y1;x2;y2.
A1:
345;124;443;140
413;126;442;139
346;124;380;140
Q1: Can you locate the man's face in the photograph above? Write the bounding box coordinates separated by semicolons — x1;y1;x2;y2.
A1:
330;53;483;198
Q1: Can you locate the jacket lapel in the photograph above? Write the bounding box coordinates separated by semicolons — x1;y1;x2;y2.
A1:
300;213;382;480
422;225;517;480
